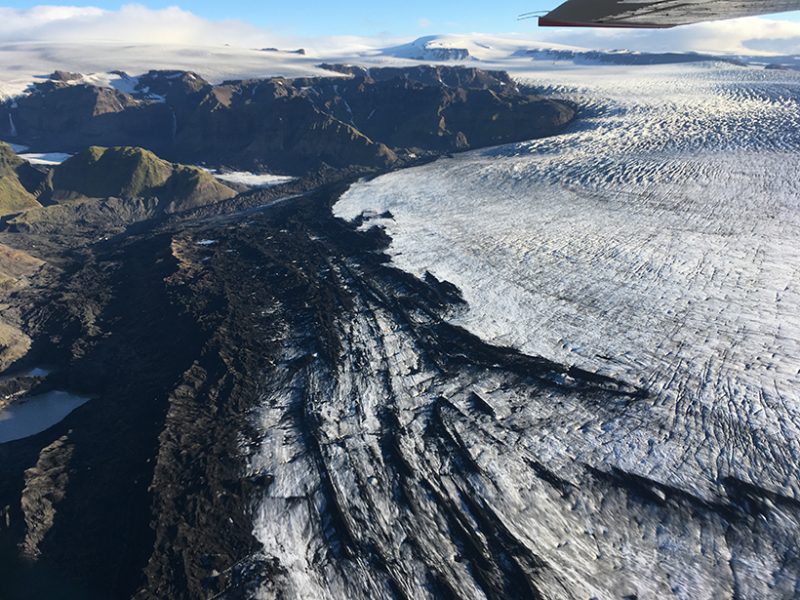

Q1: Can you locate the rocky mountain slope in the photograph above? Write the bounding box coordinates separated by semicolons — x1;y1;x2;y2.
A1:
0;241;43;372
1;66;575;174
0;143;238;379
0;146;236;241
0;143;44;216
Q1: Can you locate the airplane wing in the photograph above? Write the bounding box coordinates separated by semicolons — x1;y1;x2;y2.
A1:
539;0;800;28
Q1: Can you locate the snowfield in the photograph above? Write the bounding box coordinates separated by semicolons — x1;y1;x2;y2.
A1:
18;152;71;165
212;171;296;188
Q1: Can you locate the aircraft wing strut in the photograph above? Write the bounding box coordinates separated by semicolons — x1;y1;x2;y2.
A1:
539;0;800;28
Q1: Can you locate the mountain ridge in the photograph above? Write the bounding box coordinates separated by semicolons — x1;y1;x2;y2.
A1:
1;65;576;175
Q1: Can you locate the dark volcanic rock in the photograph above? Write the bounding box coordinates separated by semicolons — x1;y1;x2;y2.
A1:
3;177;795;599
318;64;515;91
261;48;306;55
48;71;83;82
0;81;173;152
0;178;637;600
1;66;575;175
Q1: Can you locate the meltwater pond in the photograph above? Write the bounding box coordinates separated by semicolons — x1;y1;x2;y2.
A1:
0;390;90;443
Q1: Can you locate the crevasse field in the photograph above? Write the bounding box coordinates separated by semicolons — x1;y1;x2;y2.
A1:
329;62;800;597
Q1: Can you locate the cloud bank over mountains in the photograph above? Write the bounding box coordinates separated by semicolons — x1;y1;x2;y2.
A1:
0;4;800;62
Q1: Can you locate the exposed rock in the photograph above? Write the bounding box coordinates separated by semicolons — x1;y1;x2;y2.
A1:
0;321;31;374
48;71;82;82
21;436;75;558
318;63;517;91
1;66;575;175
0;241;43;288
0;146;237;244
261;48;306;55
135;70;209;98
0;82;173;151
0;222;46;372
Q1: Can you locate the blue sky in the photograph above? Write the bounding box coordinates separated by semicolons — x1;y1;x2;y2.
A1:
2;1;800;54
0;1;609;37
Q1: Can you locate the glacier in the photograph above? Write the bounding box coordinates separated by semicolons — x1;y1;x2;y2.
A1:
314;61;800;598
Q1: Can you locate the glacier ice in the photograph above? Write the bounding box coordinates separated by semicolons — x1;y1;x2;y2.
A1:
314;62;800;598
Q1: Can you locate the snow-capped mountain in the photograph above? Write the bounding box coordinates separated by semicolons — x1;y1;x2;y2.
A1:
377;33;585;62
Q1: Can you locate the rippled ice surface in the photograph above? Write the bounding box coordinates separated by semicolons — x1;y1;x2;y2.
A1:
335;63;800;500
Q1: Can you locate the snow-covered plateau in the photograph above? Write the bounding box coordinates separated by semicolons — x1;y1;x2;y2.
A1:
1;34;783;102
330;61;800;598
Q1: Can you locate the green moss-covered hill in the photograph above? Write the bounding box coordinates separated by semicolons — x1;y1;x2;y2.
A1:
0;143;42;216
51;146;236;212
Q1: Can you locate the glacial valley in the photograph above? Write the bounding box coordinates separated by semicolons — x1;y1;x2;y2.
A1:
0;42;798;600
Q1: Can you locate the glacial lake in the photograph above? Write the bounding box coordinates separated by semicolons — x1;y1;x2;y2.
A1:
0;391;90;443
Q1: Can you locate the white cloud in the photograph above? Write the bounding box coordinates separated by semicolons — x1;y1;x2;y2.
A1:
0;5;409;100
0;4;276;47
0;4;412;56
418;18;432;29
